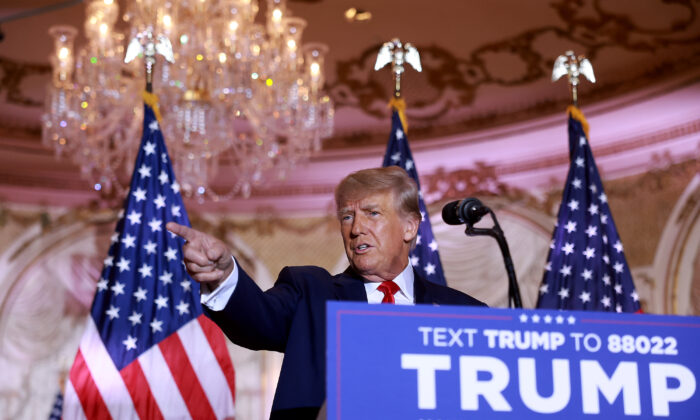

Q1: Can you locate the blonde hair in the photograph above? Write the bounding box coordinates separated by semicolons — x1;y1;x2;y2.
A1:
335;166;421;223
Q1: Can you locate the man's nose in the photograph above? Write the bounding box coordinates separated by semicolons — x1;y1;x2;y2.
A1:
350;214;366;236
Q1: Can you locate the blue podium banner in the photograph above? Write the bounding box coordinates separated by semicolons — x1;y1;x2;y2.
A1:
326;302;699;419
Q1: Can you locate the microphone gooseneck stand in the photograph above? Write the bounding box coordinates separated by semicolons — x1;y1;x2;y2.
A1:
464;209;522;309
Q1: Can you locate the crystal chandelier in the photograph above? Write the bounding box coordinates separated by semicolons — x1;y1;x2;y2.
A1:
42;0;334;201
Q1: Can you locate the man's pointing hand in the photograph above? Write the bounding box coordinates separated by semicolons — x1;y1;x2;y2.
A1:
166;222;234;289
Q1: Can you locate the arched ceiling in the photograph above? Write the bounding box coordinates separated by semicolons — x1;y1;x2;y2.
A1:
0;0;699;213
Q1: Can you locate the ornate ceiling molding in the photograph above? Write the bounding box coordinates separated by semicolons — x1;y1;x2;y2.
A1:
1;0;699;148
325;0;700;145
0;56;50;107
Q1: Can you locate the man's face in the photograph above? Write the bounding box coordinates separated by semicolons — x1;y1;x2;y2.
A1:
338;191;418;283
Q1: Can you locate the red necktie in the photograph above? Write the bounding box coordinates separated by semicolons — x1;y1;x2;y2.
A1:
377;280;400;304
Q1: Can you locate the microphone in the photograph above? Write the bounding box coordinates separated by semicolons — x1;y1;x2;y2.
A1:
441;198;490;226
442;197;522;308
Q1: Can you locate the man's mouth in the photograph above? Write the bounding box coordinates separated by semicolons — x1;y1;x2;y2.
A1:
355;244;370;253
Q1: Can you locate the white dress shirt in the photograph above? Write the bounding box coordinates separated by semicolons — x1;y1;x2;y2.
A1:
201;258;415;310
363;263;414;305
200;257;240;311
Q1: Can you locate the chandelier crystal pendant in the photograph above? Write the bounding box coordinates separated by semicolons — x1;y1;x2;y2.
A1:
42;0;334;201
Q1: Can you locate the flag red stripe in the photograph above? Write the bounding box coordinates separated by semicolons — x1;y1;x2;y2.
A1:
70;350;112;420
120;360;165;420
198;315;236;403
160;332;217;419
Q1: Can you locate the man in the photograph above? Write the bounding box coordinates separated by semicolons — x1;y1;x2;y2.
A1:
167;166;485;419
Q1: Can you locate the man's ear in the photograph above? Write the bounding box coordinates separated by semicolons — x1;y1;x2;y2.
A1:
403;214;420;243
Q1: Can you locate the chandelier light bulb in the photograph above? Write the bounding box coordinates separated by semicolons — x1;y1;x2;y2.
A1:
310;62;320;78
58;47;70;61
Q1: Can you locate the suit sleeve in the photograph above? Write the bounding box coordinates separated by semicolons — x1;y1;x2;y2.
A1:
203;265;303;352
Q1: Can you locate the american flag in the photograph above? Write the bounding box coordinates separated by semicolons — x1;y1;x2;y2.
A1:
537;107;640;312
48;391;63;420
62;102;236;419
382;110;447;285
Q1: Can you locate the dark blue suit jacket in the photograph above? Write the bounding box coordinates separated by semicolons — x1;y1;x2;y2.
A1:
204;264;486;419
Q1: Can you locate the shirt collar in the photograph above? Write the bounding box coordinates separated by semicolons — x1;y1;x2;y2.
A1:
364;261;414;301
393;262;414;301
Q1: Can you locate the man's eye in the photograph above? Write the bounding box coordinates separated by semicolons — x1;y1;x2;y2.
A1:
341;215;352;221
369;211;379;216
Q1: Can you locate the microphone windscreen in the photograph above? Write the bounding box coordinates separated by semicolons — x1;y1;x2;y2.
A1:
441;200;464;225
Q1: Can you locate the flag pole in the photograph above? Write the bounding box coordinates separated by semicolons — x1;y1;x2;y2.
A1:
125;29;173;120
374;38;422;130
551;50;596;108
125;29;175;94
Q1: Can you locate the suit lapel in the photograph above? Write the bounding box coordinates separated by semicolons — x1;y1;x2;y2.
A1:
414;270;437;305
333;268;368;302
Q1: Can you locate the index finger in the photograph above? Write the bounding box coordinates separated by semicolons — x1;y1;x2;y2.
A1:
166;222;197;241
